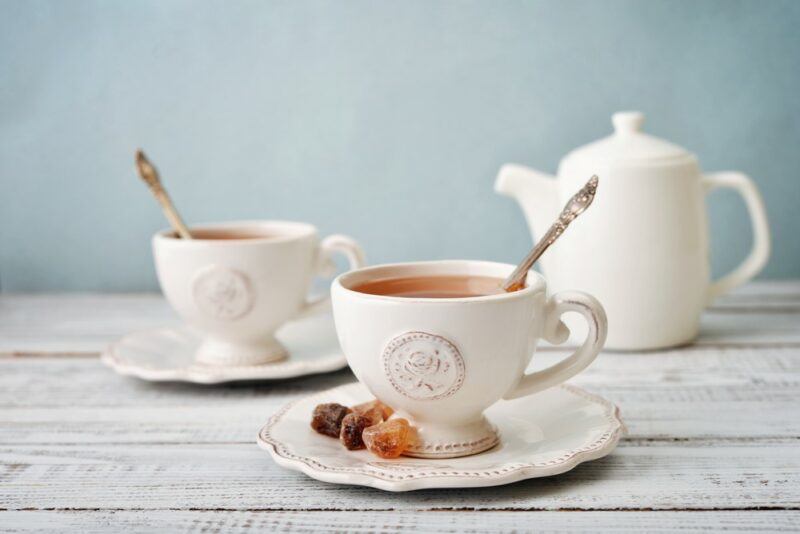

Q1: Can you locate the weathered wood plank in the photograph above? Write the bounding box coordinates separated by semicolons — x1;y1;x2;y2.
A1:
714;280;800;306
0;510;797;533
1;441;798;510
4;346;798;407
4;395;794;444
0;347;797;444
2;283;800;354
696;312;800;347
0;294;177;354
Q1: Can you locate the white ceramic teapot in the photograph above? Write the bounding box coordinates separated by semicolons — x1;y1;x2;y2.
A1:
495;111;770;350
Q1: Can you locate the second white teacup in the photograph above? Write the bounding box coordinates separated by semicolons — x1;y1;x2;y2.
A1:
154;220;364;366
332;260;607;458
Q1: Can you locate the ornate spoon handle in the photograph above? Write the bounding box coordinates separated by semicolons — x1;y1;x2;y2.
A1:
502;175;599;292
135;149;193;240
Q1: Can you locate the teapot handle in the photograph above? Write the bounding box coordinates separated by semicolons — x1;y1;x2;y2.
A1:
703;172;770;302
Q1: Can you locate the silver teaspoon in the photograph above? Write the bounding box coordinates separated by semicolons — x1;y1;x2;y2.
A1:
502;175;599;292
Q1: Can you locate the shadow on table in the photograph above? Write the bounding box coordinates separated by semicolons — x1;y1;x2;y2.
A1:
329;452;622;505
126;367;357;399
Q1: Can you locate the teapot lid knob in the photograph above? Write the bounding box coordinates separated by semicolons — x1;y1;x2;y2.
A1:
612;111;645;135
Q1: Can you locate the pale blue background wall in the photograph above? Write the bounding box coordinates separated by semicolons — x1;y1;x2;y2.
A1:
1;0;799;291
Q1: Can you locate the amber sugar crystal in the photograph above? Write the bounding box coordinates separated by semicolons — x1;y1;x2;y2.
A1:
353;399;394;420
310;403;351;438
362;418;412;459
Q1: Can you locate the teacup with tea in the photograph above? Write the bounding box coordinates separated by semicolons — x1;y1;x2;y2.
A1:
154;220;364;366
332;260;607;458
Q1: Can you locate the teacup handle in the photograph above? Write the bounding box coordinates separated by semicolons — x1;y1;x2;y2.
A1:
298;234;365;318
504;291;607;400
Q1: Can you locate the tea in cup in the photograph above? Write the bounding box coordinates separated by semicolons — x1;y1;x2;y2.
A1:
154;220;364;366
332;260;607;458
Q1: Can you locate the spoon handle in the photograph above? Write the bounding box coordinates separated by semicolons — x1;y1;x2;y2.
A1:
502;224;562;292
135;150;193;240
154;188;193;240
502;175;598;292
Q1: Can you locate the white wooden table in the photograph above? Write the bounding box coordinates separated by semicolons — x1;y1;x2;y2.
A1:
1;282;799;532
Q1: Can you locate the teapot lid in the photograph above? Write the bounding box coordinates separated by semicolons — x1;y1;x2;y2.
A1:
562;111;693;167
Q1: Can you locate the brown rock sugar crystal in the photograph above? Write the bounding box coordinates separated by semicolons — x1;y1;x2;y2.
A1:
310;403;351;438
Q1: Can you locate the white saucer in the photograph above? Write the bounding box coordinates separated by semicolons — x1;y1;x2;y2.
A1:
257;381;625;491
102;312;347;383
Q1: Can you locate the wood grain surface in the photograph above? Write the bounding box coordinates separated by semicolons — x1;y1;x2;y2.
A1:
1;282;799;532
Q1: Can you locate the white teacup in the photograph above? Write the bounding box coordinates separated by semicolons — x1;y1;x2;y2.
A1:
332;260;607;458
153;220;364;366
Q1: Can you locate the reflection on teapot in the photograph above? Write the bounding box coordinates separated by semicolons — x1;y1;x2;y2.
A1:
496;111;770;350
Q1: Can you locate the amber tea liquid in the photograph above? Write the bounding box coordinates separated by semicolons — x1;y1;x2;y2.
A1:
351;275;508;298
168;228;277;240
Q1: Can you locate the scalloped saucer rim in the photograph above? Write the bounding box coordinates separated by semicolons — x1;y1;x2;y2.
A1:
257;381;625;491
101;311;347;384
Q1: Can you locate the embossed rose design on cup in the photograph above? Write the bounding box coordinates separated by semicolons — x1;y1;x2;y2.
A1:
383;332;464;401
192;265;254;320
154;220;364;366
332;260;607;458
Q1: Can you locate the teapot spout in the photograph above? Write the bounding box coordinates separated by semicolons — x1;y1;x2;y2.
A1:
495;164;560;254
